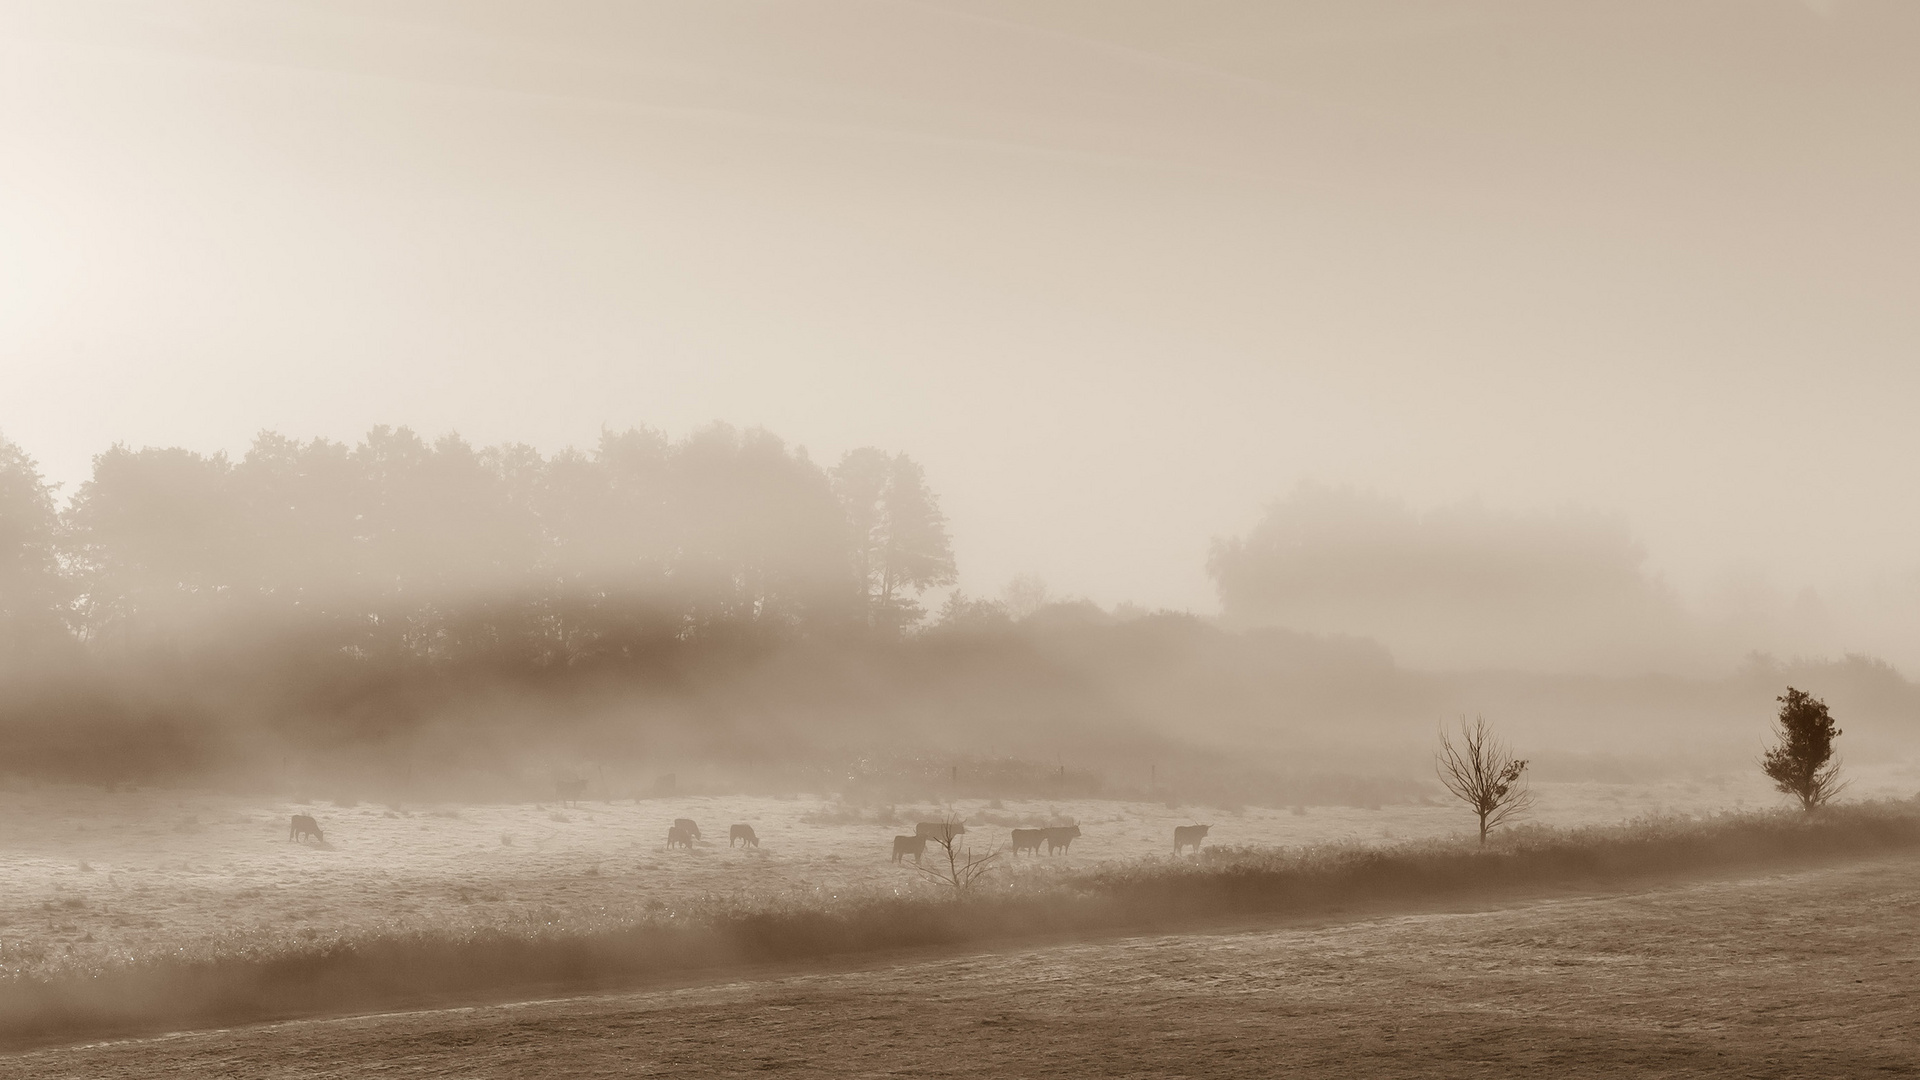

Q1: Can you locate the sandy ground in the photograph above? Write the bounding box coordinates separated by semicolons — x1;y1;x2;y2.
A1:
11;849;1920;1078
2;763;1917;979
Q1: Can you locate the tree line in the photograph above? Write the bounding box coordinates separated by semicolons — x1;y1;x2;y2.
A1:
0;424;955;673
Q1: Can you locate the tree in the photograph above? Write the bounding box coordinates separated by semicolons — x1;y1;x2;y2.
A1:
831;449;955;631
931;590;1012;634
1205;484;1685;672
1001;574;1049;620
671;425;861;633
1762;687;1845;811
0;434;69;661
1436;715;1532;845
231;431;363;609
913;817;998;897
63;444;241;648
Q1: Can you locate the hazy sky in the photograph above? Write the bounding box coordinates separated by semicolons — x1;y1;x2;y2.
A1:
4;1;1917;639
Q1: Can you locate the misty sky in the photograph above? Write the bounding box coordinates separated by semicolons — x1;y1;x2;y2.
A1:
4;1;1917;646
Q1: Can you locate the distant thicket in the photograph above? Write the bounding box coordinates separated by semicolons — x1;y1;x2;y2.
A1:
0;424;1419;799
1207;484;1694;672
0;426;978;784
2;425;954;667
2;430;1917;796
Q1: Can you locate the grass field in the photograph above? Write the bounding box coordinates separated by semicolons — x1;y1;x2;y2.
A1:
11;850;1920;1078
7;765;1918;986
3;764;1919;1051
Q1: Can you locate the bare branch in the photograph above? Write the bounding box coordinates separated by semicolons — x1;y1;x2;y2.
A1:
911;815;999;897
1436;715;1532;846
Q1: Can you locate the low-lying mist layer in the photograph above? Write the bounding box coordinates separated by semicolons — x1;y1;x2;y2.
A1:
7;608;1918;807
2;428;1916;804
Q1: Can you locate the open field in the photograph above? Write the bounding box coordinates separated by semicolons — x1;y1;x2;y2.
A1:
12;849;1920;1078
4;764;1920;985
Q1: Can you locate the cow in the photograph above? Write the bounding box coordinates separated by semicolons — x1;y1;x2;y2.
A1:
1044;824;1081;855
674;818;702;841
1010;828;1046;856
891;834;928;864
914;821;965;845
1173;824;1210;854
729;824;759;848
666;824;694;850
555;778;586;807
289;814;324;844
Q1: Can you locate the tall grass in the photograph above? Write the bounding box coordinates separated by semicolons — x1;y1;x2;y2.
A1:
5;801;1918;1049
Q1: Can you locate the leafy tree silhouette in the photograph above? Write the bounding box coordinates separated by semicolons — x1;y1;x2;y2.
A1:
0;434;69;661
831;449;955;632
1762;687;1846;811
63;444;240;649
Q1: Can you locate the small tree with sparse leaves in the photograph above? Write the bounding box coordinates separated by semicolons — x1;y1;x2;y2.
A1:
1763;687;1846;812
1436;715;1532;846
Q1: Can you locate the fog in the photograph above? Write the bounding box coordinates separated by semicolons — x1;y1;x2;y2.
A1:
5;1;1919;635
1;1;1918;792
2;420;1916;810
8;8;1920;1066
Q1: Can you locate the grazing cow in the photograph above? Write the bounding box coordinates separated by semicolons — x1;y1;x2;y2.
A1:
674;818;702;842
1044;825;1081;855
555;778;586;807
914;821;966;845
1010;828;1046;856
289;814;324;844
1173;824;1210;854
729;824;758;848
891;835;927;864
666;824;694;850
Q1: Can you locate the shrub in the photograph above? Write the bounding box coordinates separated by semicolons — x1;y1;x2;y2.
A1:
1763;687;1846;811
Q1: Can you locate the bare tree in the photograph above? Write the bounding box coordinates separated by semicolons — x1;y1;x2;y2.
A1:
1763;687;1847;811
913;817;998;897
1436;715;1532;846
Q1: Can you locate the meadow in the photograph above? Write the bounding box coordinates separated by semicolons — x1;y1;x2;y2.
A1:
12;846;1920;1078
3;762;1920;1047
9;765;1919;987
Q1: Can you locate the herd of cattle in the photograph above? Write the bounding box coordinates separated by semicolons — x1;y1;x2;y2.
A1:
665;818;759;849
287;810;1215;859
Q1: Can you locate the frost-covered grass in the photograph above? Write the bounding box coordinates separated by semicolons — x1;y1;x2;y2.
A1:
11;766;1915;991
4;798;1919;1048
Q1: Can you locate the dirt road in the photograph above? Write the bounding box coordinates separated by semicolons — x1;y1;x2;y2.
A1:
13;853;1919;1078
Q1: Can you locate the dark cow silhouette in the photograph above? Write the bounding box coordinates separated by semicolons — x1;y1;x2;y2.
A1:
1173;824;1210;854
555;778;586;807
289;814;324;844
914;821;965;844
666;824;694;850
1045;825;1081;855
674;818;702;841
729;824;758;848
1010;828;1046;856
891;835;927;864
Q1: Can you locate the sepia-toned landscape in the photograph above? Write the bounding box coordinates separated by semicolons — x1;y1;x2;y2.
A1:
5;1;1920;1076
